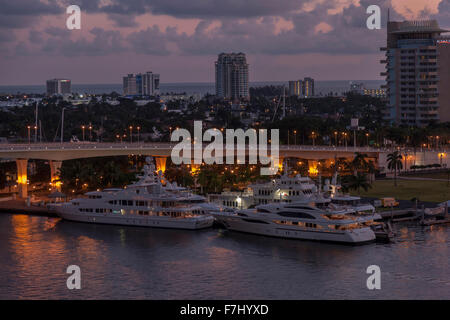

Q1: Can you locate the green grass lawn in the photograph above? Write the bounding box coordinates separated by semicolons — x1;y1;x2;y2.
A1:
400;172;450;180
351;179;450;203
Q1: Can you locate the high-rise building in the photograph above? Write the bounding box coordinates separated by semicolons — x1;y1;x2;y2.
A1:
46;79;71;95
123;72;160;96
288;80;302;96
123;74;137;95
215;53;249;100
302;77;315;97
381;19;450;125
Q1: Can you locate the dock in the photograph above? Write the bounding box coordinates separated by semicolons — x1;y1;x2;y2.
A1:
420;218;450;226
0;199;57;217
391;215;421;223
378;209;415;220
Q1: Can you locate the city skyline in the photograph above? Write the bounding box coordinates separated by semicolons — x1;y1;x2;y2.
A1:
0;0;449;85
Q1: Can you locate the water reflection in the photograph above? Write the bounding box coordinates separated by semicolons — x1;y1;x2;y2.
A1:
0;213;449;299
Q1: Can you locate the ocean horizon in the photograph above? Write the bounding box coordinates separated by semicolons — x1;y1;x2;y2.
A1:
0;80;385;96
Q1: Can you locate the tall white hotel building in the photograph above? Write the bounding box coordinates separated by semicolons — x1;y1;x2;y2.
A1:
215;53;249;100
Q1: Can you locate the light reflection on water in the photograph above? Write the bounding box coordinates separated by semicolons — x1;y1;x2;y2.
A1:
0;214;449;299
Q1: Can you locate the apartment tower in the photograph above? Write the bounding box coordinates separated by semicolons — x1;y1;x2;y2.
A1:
123;72;160;96
215;53;249;100
381;19;450;125
46;79;71;95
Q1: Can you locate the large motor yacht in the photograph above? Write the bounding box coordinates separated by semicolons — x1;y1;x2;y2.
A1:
208;163;380;221
212;201;376;244
208;166;319;209
53;158;215;230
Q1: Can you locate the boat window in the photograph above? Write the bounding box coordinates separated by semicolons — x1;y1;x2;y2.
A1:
242;218;269;224
277;211;316;219
285;206;315;211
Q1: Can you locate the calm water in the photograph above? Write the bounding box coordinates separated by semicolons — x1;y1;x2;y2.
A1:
0;213;448;300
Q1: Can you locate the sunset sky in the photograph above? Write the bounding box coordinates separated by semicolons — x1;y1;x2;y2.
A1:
0;0;448;85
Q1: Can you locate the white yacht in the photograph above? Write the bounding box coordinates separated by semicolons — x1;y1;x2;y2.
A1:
208;166;319;209
323;174;380;220
53;158;215;230
212;201;376;244
208;165;380;221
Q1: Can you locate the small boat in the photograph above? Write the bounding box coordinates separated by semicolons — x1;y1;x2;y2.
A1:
370;221;395;243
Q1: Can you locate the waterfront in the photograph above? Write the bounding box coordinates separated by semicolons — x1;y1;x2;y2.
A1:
0;213;449;300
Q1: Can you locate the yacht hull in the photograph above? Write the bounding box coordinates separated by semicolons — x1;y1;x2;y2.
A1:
215;215;375;244
56;208;214;230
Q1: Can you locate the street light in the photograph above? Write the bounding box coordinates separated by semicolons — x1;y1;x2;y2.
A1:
366;133;369;147
34;125;38;143
27;126;31;144
129;126;133;143
334;131;338;146
60;107;66;143
311;131;316;146
81;125;85;142
342;132;348;149
89;125;92;141
294;130;297;145
137;126;141;143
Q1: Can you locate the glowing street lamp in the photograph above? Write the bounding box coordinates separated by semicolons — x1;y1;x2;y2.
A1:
342;132;348;149
129;126;133;143
137;126;141;143
81;125;85;141
89;125;92;141
27;126;31;144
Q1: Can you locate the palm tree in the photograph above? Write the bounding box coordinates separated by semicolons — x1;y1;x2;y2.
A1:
344;173;372;195
387;151;403;187
351;152;369;175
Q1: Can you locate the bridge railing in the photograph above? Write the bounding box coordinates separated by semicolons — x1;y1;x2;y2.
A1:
0;142;447;153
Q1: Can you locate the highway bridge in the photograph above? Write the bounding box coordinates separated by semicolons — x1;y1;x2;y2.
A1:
0;142;446;198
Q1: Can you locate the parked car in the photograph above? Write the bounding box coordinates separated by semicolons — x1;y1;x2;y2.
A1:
381;197;399;207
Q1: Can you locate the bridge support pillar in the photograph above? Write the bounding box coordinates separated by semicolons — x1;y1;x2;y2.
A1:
16;159;28;199
49;160;63;191
154;157;167;173
190;161;200;174
307;160;319;176
278;157;284;173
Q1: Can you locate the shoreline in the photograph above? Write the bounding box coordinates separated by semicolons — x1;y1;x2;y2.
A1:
0;199;57;217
